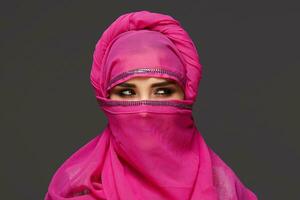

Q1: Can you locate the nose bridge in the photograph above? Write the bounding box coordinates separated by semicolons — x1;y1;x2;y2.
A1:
137;82;151;100
140;88;150;100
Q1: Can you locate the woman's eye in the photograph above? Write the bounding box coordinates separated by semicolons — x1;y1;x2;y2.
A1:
118;89;136;97
155;88;174;96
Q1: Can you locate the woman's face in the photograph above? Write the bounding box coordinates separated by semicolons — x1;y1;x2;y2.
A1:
108;77;184;100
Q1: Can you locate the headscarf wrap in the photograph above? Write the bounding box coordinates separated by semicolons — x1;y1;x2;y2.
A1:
45;10;258;200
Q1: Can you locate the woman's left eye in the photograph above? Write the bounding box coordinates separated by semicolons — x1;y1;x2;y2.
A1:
155;88;174;96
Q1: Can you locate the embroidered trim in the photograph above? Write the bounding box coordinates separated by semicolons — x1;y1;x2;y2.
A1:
108;68;186;87
98;99;193;110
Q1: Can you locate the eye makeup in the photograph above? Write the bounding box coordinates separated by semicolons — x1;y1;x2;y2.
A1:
108;77;185;100
111;87;177;98
117;88;136;97
154;87;175;96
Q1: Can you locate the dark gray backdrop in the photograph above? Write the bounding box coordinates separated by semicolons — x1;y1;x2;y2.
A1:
1;0;299;199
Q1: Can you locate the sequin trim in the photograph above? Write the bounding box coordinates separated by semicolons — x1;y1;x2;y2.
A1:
108;68;186;87
98;99;193;110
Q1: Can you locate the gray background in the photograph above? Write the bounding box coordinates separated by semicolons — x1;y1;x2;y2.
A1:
1;0;299;199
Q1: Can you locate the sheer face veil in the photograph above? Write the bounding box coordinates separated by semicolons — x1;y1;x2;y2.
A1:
45;10;257;200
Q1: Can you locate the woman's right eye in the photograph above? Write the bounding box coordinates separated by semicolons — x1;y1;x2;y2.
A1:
118;89;136;97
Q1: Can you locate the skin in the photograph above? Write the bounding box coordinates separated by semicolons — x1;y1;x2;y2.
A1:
108;77;184;100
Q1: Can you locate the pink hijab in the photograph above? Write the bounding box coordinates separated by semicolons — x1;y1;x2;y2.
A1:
45;10;258;200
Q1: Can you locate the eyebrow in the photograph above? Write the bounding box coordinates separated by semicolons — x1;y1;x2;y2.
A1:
117;80;177;88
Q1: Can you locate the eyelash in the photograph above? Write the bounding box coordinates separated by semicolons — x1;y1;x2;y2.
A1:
117;88;175;97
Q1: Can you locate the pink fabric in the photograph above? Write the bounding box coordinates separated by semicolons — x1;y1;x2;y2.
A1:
45;10;258;200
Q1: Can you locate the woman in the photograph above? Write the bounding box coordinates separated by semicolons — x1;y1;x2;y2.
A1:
45;10;258;200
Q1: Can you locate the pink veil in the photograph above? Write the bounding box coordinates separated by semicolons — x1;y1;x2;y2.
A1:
45;10;258;200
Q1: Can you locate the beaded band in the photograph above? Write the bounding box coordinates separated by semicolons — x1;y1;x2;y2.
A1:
108;67;186;88
98;99;193;110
